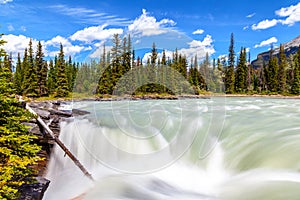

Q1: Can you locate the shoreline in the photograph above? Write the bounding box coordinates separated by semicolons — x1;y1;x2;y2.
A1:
29;93;300;103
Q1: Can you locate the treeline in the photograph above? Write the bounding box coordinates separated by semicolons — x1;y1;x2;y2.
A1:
223;33;300;95
75;33;300;96
7;39;77;97
0;36;42;199
76;34;221;96
3;33;300;97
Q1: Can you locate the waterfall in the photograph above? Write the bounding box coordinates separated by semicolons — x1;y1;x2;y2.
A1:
44;98;300;200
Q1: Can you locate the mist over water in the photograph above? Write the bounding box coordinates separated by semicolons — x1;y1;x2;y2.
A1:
44;98;300;200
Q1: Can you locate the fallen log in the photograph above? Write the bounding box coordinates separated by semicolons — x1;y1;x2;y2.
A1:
26;103;94;182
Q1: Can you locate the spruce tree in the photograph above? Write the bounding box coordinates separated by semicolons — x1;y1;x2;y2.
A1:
23;39;39;97
292;47;300;94
47;59;56;95
13;53;23;94
278;44;287;94
55;43;69;97
235;48;247;93
36;41;48;96
225;33;235;94
0;35;42;199
267;46;279;93
21;48;28;93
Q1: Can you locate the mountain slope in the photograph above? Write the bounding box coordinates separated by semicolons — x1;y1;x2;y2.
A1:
251;35;300;69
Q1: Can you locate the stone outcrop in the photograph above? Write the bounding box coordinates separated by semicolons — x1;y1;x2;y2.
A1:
251;35;300;69
19;100;90;200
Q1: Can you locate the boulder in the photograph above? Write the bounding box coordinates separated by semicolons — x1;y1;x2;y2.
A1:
18;177;50;200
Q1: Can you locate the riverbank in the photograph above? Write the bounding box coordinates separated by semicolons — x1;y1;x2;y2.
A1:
20;100;90;200
31;93;300;103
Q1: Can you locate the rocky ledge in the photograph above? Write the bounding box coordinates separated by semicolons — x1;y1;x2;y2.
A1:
20;100;90;200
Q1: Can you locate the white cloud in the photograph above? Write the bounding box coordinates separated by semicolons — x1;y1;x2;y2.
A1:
7;24;14;31
128;9;176;37
20;26;26;31
192;29;204;35
70;24;123;43
252;2;300;30
243;26;249;30
45;35;90;56
246;13;256;18
251;19;278;30
50;4;130;26
254;37;278;48
0;0;12;4
89;45;113;59
142;35;215;64
276;2;300;26
1;34;40;58
275;2;300;17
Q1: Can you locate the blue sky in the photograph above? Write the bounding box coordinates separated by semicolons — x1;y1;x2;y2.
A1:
1;0;300;63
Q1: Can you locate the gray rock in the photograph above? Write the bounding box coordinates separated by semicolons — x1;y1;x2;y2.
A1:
32;108;51;120
18;177;50;200
72;108;90;116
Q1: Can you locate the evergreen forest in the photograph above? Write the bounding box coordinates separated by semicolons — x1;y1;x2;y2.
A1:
3;33;300;98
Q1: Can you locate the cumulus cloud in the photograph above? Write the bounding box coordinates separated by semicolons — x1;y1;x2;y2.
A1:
1;34;39;58
128;9;176;37
254;37;278;48
45;35;91;56
0;0;12;4
276;2;300;26
251;19;279;30
142;35;215;64
89;45;113;59
252;2;300;30
70;24;123;43
2;34;91;59
192;29;204;35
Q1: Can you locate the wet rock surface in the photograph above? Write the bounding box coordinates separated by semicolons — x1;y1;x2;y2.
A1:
20;100;90;200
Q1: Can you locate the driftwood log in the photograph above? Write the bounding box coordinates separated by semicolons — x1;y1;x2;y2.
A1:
26;103;94;182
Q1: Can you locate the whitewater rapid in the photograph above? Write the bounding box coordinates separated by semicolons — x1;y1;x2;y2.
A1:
44;98;300;200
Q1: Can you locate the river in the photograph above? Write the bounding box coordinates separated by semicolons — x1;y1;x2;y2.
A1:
44;97;300;200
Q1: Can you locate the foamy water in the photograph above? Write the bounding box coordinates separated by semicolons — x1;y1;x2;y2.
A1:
44;98;300;200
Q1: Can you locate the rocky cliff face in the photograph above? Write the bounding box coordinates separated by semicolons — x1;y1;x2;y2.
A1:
19;101;89;200
251;35;300;69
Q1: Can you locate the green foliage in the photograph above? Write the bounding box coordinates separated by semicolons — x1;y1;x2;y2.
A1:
235;48;248;93
292;47;300;94
36;41;48;96
23;39;39;97
55;44;69;97
225;33;235;94
13;53;23;94
278;44;287;94
0;36;42;199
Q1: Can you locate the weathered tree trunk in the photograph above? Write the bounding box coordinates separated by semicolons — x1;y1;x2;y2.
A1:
26;104;94;182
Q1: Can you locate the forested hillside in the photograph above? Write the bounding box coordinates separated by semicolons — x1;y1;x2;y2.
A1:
2;33;300;97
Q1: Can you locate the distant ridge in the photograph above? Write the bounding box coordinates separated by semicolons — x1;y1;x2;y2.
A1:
251;35;300;69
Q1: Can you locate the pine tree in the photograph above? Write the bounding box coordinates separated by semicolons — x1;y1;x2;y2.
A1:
0;35;42;199
267;46;279;93
47;59;56;94
225;33;235;94
292;47;300;94
13;53;23;94
278;44;287;94
36;41;48;96
55;43;69;97
235;47;247;93
23;39;39;97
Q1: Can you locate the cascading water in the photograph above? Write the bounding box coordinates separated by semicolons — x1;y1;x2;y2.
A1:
44;98;300;200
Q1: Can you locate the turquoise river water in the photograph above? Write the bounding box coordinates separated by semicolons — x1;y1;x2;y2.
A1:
44;97;300;200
